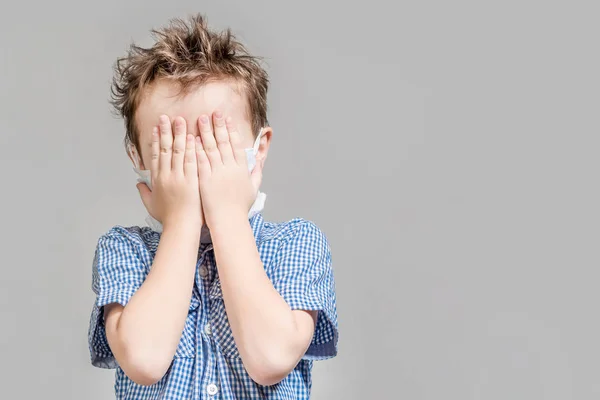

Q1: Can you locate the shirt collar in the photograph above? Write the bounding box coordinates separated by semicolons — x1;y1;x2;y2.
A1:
249;212;265;246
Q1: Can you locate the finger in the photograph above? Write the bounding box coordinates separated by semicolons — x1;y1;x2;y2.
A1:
150;126;160;184
198;114;221;166
195;135;211;180
213;110;234;164
184;133;198;179
158;115;173;175
225;116;246;164
171;116;187;173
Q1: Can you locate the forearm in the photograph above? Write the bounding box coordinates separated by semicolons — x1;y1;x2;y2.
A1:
110;222;200;379
210;214;307;383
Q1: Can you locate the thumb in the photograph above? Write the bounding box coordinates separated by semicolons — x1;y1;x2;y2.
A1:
136;182;153;213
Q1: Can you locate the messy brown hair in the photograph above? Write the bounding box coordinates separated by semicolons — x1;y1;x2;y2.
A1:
110;13;269;154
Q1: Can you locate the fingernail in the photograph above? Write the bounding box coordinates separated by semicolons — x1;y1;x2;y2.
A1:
159;115;169;124
152;126;158;136
214;110;223;119
200;115;209;124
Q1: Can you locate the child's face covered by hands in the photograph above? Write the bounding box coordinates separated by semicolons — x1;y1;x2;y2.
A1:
130;79;272;228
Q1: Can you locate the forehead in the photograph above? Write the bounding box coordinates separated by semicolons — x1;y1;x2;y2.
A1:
135;79;251;140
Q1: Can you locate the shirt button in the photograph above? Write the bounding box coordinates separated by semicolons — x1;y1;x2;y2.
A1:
204;323;212;335
199;266;208;278
207;383;218;396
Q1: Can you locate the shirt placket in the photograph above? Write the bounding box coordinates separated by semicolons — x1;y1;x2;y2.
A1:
196;245;220;399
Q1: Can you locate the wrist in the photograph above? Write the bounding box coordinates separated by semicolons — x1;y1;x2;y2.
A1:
207;210;249;237
162;213;202;235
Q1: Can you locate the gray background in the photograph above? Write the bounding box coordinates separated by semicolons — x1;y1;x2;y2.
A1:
0;0;598;399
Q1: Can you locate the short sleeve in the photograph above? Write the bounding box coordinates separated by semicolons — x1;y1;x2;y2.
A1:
270;221;338;360
87;229;148;369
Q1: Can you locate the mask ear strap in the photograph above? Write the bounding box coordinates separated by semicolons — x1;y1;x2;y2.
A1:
253;128;264;153
128;144;141;170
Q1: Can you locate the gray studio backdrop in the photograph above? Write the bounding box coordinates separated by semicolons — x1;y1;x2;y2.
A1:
1;0;598;399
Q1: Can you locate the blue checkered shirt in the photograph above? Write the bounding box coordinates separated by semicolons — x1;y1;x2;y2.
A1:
88;213;338;399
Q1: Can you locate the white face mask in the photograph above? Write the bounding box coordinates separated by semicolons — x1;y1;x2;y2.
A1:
130;128;267;242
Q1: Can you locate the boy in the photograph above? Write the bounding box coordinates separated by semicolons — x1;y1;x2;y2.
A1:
87;13;338;400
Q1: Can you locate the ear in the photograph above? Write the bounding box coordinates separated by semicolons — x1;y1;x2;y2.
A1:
256;127;272;164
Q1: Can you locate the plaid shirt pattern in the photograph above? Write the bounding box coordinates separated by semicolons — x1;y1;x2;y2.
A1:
88;213;338;399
